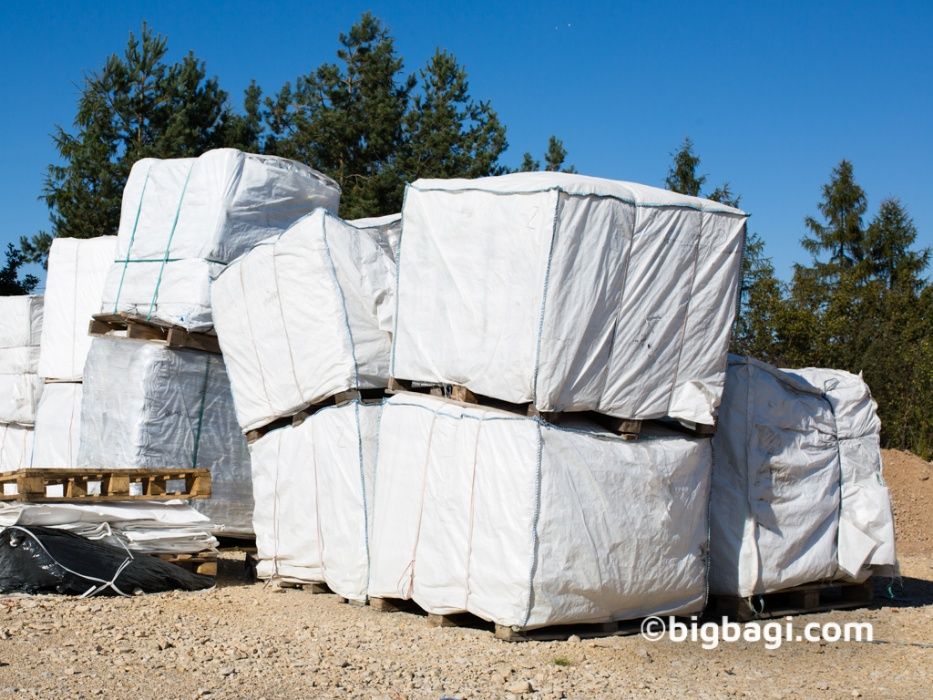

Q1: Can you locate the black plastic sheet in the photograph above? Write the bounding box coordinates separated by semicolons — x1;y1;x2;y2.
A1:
0;525;213;596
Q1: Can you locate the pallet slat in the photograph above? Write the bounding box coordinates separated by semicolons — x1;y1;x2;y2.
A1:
89;313;221;354
0;468;211;502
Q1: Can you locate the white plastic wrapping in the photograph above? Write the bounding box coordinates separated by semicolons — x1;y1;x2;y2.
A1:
101;148;341;331
0;423;33;470
0;501;217;554
369;393;711;629
250;401;381;602
38;236;118;380
78;337;253;536
709;356;897;597
213;210;396;431
0;374;43;426
0;295;43;348
391;173;747;427
31;383;82;467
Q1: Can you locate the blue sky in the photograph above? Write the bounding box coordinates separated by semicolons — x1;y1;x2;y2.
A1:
1;1;931;286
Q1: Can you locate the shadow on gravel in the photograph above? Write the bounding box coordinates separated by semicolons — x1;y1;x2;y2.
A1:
872;574;933;609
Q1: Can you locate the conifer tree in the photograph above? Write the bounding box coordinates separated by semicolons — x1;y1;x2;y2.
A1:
25;23;252;264
0;244;39;295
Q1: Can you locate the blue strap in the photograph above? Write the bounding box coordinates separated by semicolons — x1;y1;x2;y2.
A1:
147;163;194;320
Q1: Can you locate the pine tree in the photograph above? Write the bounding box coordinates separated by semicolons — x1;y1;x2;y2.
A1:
24;23;250;265
665;137;706;197
400;50;507;186
0;243;39;295
866;198;929;292
802;160;868;279
731;232;785;360
265;13;415;218
516;135;575;173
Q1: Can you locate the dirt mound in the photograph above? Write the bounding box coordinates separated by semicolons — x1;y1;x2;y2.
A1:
882;448;933;556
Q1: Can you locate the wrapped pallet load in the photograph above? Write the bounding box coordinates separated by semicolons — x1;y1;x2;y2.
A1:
101;148;341;331
369;393;712;630
38;236;118;381
708;356;897;598
78;337;253;536
0;423;33;470
0;295;44;426
30;383;82;467
212;209;397;431
391;172;748;427
249;400;382;601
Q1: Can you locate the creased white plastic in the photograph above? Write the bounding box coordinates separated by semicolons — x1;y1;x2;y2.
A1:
78;337;253;536
0;374;43;425
249;401;381;601
101;148;341;331
38;236;118;380
391;173;746;426
31;382;82;467
709;356;897;597
0;295;43;348
0;423;33;469
785;367;897;580
369;392;711;629
0;501;217;554
212;210;395;431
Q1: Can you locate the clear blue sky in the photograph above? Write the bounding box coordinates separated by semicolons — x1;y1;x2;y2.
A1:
2;0;931;286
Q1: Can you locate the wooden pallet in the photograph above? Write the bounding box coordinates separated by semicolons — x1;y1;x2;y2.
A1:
157;551;218;577
368;596;639;642
709;579;875;622
244;388;387;443
0;468;211;502
89;312;220;354
387;378;643;439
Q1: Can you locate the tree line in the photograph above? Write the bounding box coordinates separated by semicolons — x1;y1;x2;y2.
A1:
2;15;930;459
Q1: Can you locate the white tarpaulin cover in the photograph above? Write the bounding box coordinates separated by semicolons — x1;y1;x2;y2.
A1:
31;382;82;467
0;295;43;348
0;423;33;470
78;337;253;536
0;374;43;426
0;501;217;554
391;172;748;427
709;356;897;598
0;295;43;376
213;210;396;431
250;400;381;601
369;393;712;629
101;148;341;331
38;236;118;380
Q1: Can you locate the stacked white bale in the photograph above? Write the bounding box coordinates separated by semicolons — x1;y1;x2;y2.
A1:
369;393;712;629
30;383;82;467
249;400;381;601
391;172;748;427
37;236;118;381
709;356;897;598
0;501;218;554
0;295;43;426
78;337;253;536
101;148;341;331
0;423;33;470
212;210;397;431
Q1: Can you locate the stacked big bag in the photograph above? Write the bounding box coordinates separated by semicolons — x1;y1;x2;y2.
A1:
0;296;43;469
211;209;399;600
369;174;746;628
74;149;341;538
30;236;116;467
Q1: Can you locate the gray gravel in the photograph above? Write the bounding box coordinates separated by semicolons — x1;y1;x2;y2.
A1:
0;553;929;699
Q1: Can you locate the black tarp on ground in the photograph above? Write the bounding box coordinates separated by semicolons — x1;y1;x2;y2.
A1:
0;525;213;595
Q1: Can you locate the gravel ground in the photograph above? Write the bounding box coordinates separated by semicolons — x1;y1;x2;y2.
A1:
0;552;929;700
